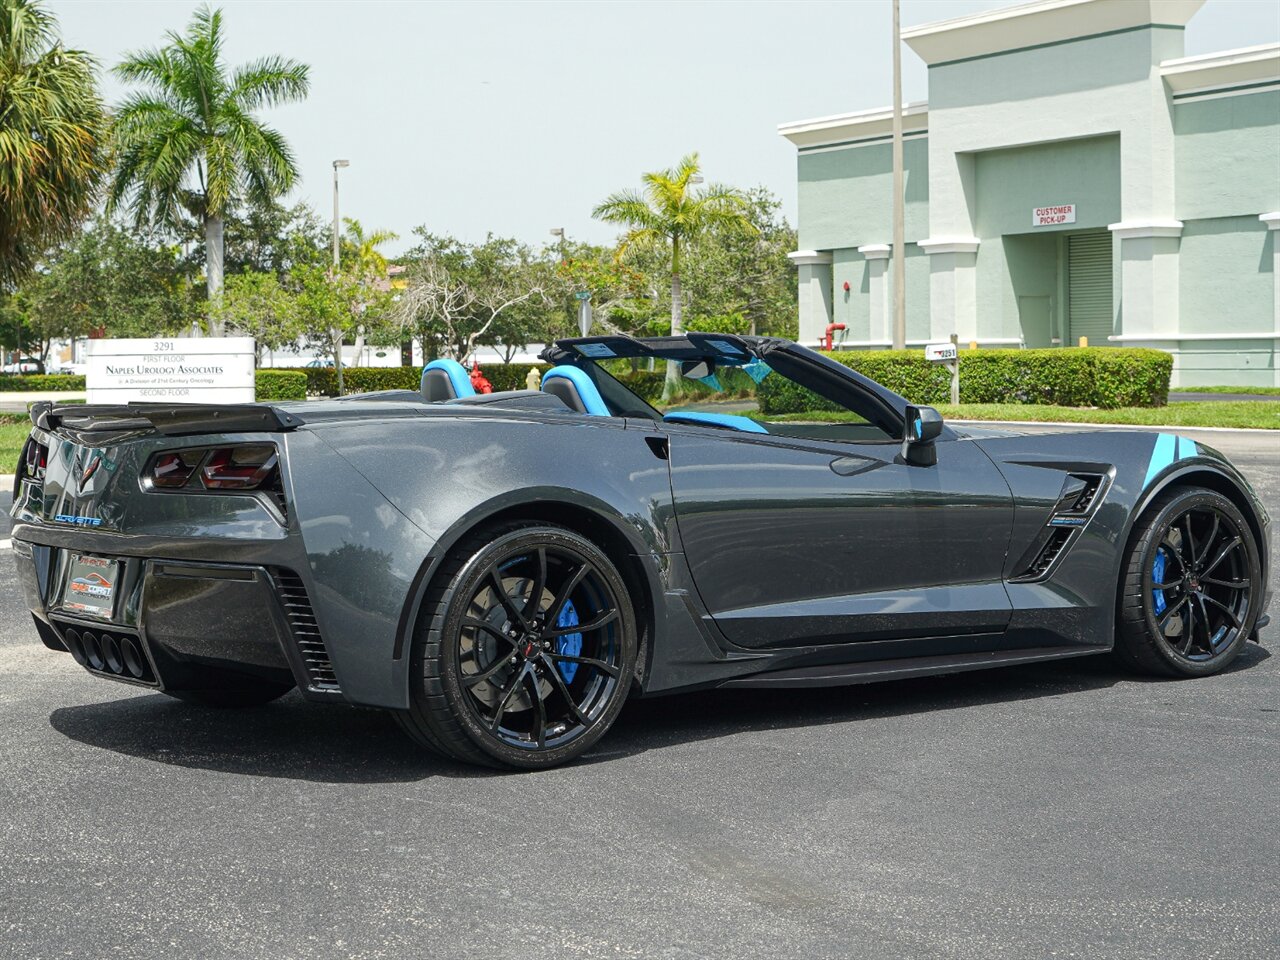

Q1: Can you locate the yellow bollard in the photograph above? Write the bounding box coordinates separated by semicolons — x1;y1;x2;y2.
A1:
969;340;978;351
1078;336;1088;348
525;367;541;391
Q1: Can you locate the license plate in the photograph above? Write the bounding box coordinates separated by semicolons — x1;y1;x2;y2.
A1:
62;554;119;619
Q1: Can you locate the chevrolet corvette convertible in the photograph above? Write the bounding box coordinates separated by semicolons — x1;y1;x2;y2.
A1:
10;334;1272;769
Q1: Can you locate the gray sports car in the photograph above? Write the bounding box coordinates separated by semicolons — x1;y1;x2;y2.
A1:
10;334;1272;768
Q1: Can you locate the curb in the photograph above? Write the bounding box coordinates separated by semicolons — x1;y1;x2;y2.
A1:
951;419;1280;434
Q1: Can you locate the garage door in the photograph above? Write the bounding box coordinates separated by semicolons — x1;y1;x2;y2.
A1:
1068;233;1113;347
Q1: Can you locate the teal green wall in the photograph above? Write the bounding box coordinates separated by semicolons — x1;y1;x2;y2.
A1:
927;26;1184;110
905;246;931;342
797;137;929;250
1179;215;1274;335
1174;91;1280;220
974;136;1121;236
831;248;870;339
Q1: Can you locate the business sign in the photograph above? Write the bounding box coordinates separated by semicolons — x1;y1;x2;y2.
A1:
1033;204;1076;227
924;342;958;363
86;337;256;404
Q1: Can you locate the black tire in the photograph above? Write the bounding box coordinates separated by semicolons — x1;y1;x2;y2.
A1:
1116;485;1261;678
164;681;293;708
397;523;637;770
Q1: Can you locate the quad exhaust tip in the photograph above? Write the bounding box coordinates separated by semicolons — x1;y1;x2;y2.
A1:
119;636;146;679
81;632;104;671
53;620;157;685
63;628;88;667
101;635;123;675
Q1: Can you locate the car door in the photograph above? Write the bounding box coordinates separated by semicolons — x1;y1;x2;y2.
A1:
664;423;1016;651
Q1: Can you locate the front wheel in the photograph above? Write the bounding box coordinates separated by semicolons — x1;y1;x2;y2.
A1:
397;524;637;769
1116;486;1262;677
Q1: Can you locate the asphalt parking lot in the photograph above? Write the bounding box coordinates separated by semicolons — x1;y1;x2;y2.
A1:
1;425;1277;960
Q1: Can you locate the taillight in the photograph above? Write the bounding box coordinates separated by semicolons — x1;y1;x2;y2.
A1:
148;451;200;488
15;437;48;492
144;445;279;492
200;446;278;490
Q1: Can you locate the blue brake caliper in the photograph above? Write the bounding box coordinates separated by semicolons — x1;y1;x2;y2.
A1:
1152;548;1168;616
555;600;583;683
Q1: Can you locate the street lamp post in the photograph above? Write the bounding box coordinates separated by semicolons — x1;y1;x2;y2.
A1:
331;159;350;394
890;0;906;350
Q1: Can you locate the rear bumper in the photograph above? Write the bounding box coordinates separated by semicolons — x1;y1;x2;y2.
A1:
12;536;341;700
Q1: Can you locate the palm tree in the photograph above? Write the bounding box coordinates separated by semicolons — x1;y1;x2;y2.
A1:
341;217;398;282
107;4;308;324
0;0;108;294
339;217;397;366
593;152;753;399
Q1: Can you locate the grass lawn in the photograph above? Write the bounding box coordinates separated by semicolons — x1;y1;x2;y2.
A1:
1;419;32;472
764;402;1280;430
1169;385;1280;396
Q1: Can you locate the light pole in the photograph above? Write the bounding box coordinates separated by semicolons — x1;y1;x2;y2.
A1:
332;159;349;269
890;0;906;350
331;159;350;394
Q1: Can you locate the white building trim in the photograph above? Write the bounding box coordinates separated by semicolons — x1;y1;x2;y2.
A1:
902;0;1205;66
1108;220;1184;239
778;103;928;150
1108;333;1280;341
857;244;892;259
918;237;982;255
1260;212;1280;230
1161;42;1280;94
787;250;833;266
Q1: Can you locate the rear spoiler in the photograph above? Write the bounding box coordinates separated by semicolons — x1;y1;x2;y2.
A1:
30;401;305;437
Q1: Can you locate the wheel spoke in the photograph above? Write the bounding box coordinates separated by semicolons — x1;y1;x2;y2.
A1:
1201;536;1242;578
545;652;621;678
523;548;547;621
1181;514;1198;568
1200;592;1242;630
1159;537;1188;574
486;566;530;631
525;670;546;748
1196;513;1219;566
487;666;526;731
1193;593;1215;651
1178;600;1196;654
542;608;618;637
545;561;591;626
462;616;519;648
1158;594;1189;632
1201;575;1247;589
1153;581;1183;591
541;656;592;727
463;653;514;689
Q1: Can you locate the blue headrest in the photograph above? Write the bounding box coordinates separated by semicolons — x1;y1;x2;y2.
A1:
540;365;610;417
663;411;769;434
421;358;475;401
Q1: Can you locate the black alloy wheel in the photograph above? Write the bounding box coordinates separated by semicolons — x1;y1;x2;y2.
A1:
398;524;637;769
1117;486;1261;677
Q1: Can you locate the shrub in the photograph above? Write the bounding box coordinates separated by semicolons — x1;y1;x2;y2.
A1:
0;374;86;392
303;366;422;396
757;348;1172;414
255;369;307;402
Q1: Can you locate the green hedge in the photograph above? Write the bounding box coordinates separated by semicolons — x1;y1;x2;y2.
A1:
757;348;1173;414
0;374;86;392
255;369;307;402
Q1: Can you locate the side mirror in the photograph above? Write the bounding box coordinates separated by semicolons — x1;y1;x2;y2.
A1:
901;405;943;466
680;358;716;381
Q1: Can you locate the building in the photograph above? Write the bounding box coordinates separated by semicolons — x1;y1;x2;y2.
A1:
779;0;1280;386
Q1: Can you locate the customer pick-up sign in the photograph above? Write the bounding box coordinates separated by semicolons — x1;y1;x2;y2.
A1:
86;337;255;404
1033;204;1076;227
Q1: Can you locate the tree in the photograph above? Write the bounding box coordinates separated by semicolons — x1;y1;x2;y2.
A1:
17;217;197;351
340;218;397;365
208;270;297;362
286;264;390;394
107;4;309;320
0;0;108;293
396;232;548;362
593;152;754;398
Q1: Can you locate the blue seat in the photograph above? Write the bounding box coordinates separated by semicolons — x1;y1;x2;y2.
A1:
663;411;769;434
541;366;611;416
420;359;476;401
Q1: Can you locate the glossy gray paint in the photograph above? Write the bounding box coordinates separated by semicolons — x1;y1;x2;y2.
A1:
9;341;1273;711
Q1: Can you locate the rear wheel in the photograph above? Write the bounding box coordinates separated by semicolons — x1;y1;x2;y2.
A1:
397;524;636;769
1116;486;1261;677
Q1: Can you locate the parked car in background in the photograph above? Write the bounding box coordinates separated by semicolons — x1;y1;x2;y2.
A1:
2;358;46;374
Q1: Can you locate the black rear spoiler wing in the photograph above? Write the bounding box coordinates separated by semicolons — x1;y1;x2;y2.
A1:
30;401;305;437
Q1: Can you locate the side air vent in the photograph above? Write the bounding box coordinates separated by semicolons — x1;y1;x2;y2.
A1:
1011;528;1076;582
271;569;340;693
1065;475;1103;514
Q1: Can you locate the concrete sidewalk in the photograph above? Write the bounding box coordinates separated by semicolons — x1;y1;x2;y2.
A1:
0;391;84;414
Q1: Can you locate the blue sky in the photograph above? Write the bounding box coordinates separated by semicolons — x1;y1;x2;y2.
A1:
50;0;1280;254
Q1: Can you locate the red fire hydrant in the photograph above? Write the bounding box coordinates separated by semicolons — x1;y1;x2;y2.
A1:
820;323;847;351
470;363;493;394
